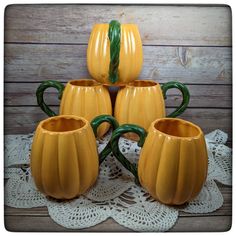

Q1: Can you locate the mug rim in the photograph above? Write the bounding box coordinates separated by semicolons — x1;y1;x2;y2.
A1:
126;80;159;88
93;23;139;27
68;79;102;87
151;118;203;139
39;115;89;134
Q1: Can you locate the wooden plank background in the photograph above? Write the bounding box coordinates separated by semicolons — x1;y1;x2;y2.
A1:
4;4;232;138
4;4;232;232
5;5;231;46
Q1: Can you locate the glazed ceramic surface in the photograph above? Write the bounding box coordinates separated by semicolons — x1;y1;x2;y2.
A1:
111;118;208;205
87;21;143;85
36;79;112;137
31;115;98;199
30;114;119;199
114;80;190;140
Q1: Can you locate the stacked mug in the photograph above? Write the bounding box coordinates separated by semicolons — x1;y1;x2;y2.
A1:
31;20;208;205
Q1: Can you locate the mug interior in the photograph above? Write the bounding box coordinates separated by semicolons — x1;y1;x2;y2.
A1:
69;80;100;87
154;119;201;138
41;116;86;133
127;80;157;87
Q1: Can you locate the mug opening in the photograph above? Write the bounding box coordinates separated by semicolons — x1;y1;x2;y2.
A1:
127;80;157;87
94;23;137;26
69;79;100;87
41;116;87;133
154;119;201;138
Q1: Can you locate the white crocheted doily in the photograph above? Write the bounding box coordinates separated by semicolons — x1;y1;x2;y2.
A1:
4;129;232;231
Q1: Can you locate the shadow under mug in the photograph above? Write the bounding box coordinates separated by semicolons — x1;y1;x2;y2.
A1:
114;80;190;141
30;114;119;199
111;118;208;205
36;79;112;138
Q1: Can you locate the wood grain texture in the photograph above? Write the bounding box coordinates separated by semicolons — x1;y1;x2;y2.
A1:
4;83;232;108
4;215;232;232
4;216;128;232
170;216;231;232
3;4;232;232
4;5;231;46
4;44;232;84
4;107;232;141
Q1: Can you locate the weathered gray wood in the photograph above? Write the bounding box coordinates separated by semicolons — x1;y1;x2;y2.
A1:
227;141;232;148
170;215;231;232
4;106;59;134
4;215;232;232
4;216;129;232
4;83;232;108
177;108;232;141
5;5;231;46
4;44;232;84
4;4;232;233
4;107;232;141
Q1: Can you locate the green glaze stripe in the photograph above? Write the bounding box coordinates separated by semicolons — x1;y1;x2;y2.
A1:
108;20;121;84
161;81;190;118
36;80;65;117
90;115;119;165
111;124;148;185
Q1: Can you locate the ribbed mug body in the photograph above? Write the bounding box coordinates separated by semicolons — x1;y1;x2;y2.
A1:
138;118;208;205
30;115;99;199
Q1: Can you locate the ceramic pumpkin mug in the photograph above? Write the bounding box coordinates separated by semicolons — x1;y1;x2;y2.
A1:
30;114;119;200
36;79;112;137
114;80;190;140
111;118;208;205
87;20;143;86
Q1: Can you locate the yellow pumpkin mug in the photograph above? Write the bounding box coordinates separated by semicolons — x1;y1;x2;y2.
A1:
87;20;143;86
36;79;112;137
111;118;208;205
114;80;190;140
30;114;119;199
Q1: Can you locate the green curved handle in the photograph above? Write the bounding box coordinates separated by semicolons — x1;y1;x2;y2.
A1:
161;81;190;117
91;115;119;165
110;124;147;185
108;20;121;84
36;80;65;117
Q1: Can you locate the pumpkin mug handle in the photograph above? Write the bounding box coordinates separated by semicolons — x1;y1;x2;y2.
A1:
110;124;147;185
108;20;121;84
161;81;190;118
91;115;119;164
36;80;65;117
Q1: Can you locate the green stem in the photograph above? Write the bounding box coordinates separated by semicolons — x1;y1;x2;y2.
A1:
111;124;147;185
36;80;65;117
90;115;119;164
161;81;190;117
108;20;121;84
